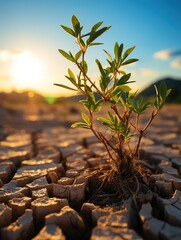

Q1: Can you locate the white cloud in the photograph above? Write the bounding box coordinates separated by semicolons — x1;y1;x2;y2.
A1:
170;59;181;69
153;49;172;60
140;68;158;78
153;49;181;60
0;49;31;62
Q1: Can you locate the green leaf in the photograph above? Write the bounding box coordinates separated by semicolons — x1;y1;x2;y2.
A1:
96;59;105;77
58;49;74;62
71;122;90;129
159;81;167;101
91;21;103;32
103;49;113;61
54;83;77;91
118;43;124;58
154;84;158;96
65;76;78;88
119;85;131;92
89;42;103;46
119;69;126;75
114;42;119;61
61;25;75;37
71;15;81;36
75;51;82;61
108;111;114;122
81;60;88;74
86;86;95;103
121;58;138;66
87;26;111;45
79;100;90;111
122;46;136;61
95;99;103;112
82;113;90;125
167;89;172;97
116;73;131;86
98;117;111;127
68;68;76;81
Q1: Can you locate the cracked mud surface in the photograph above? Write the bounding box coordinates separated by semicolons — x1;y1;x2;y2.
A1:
0;103;181;239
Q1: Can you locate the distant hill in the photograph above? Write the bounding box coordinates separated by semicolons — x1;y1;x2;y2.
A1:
58;77;181;103
0;90;45;104
139;77;181;103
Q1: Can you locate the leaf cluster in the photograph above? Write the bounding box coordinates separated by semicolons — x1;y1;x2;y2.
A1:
55;15;171;161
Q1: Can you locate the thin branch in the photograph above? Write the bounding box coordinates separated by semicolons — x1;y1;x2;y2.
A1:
134;110;158;157
111;105;123;122
98;132;118;166
142;110;157;133
135;113;139;131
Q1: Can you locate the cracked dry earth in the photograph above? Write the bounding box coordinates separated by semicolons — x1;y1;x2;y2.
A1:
0;104;181;240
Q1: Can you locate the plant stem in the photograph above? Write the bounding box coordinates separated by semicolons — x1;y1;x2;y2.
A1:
134;110;157;157
111;105;123;122
135;113;139;131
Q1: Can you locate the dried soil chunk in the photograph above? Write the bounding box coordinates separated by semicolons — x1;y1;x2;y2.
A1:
139;203;152;222
0;185;28;203
52;182;86;207
90;226;142;240
69;182;86;207
58;177;74;185
151;173;181;191
45;206;85;240
31;197;68;225
52;184;69;199
66;159;88;172
89;143;108;157
155;180;174;196
81;202;98;223
97;209;129;229
171;158;181;170
0;203;12;227
36;147;61;163
164;204;181;227
141;145;180;159
87;157;108;168
26;176;49;191
58;144;83;159
33;224;65;240
160;223;181;240
158;161;179;177
91;208;111;225
6;132;31;142
1;209;34;240
32;188;48;200
0;179;3;187
0;164;12;182
21;159;53;167
47;171;59;183
8;197;32;220
66;169;79;178
142;217;165;240
0;148;32;166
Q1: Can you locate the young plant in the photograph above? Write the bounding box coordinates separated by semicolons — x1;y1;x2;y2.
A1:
55;16;171;202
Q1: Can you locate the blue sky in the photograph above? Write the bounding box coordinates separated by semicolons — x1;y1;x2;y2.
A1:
0;0;181;96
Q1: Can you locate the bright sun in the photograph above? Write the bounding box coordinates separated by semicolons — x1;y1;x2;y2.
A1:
11;51;44;90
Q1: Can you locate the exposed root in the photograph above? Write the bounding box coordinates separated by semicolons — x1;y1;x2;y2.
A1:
86;157;151;207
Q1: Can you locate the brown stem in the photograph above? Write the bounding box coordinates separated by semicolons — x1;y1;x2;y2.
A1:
111;105;123;122
98;132;118;166
125;140;133;158
134;110;158;157
142;110;157;133
135;113;139;131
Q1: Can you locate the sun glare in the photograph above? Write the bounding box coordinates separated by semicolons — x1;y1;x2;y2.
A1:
11;51;44;91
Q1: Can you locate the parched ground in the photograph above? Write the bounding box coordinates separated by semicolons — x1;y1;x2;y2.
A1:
0;102;181;240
